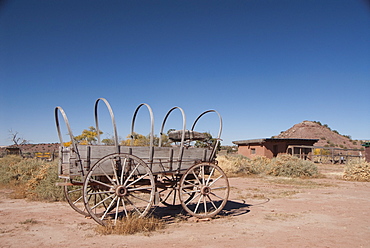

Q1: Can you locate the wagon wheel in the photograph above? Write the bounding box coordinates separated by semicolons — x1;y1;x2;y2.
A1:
179;162;229;218
158;174;195;207
65;177;116;216
83;153;156;226
64;177;87;215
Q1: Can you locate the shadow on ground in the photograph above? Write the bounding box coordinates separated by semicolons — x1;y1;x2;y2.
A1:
152;200;253;223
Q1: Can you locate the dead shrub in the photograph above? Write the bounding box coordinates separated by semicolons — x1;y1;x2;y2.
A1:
95;214;165;235
343;159;370;182
0;156;64;201
217;154;318;178
267;154;318;178
217;155;272;177
216;155;251;176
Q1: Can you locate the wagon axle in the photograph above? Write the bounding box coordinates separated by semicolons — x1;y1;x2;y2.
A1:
201;186;211;195
115;185;128;197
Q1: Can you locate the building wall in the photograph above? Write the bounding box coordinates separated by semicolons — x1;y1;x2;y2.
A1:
264;141;287;157
238;143;278;159
238;144;268;158
237;140;317;159
365;147;370;162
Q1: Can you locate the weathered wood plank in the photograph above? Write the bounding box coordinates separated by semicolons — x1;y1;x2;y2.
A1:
59;144;213;176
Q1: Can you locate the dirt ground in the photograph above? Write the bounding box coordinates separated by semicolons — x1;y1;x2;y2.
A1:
1;164;369;248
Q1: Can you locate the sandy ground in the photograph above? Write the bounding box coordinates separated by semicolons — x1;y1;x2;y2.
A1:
0;164;369;248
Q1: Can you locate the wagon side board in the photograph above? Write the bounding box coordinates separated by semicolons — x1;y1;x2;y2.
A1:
59;145;213;178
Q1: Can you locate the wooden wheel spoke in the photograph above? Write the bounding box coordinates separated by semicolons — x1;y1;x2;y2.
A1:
121;198;128;217
206;194;218;210
208;175;223;187
91;193;115;211
129;193;151;204
201;165;205;185
87;190;112;196
114;196;120;224
97;190;111;210
67;187;82;194
110;158;119;185
210;186;228;191
120;158;127;185
209;191;225;200
89;178;113;189
126;173;149;188
98;165;117;186
172;188;177;205
161;190;172;202
206;167;216;185
194;195;203;213
192;170;202;185
203;194;207;214
182;188;201;195
184;180;197;187
100;196;117;220
127;186;155;192
72;195;83;205
125;197;144;215
123;162;140;186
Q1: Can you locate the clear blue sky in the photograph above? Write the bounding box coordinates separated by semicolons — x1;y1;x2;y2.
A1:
1;0;369;146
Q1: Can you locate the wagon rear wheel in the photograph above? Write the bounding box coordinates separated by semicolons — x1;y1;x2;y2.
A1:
64;177;87;215
83;153;156;226
65;177;111;217
179;163;229;218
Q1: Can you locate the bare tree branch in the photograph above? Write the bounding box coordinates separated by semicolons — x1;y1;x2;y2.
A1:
8;129;29;145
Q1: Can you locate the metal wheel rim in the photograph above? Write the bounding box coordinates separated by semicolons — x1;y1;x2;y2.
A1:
83;153;156;226
179;163;229;218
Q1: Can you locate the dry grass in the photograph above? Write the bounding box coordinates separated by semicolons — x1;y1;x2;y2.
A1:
343;159;370;182
95;215;165;235
217;155;270;177
217;154;319;178
264;212;300;221
19;218;39;225
0;156;64;201
267;154;318;178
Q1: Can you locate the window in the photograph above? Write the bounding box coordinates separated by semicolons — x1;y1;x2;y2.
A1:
251;148;256;154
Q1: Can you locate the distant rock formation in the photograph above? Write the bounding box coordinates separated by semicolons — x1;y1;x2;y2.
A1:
274;121;361;149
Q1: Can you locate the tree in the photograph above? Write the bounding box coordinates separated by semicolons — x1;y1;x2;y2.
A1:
102;138;115;145
120;132;172;147
74;126;102;145
194;132;221;151
8;129;29;145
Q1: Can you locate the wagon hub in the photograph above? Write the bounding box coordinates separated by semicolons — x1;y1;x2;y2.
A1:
116;185;128;197
201;186;211;196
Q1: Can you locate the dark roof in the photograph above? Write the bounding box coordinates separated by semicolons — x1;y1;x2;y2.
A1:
232;138;319;145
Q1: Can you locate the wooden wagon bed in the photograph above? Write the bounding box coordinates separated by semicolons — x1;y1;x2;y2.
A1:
55;98;229;226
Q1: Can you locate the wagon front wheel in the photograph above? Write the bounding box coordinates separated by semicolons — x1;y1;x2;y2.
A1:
179;163;229;218
83;153;156;226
